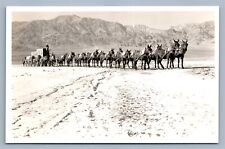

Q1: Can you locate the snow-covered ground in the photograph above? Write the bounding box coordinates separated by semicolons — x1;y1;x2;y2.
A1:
6;61;218;143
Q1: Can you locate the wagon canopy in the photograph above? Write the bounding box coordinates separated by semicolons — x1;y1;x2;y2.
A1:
31;48;49;57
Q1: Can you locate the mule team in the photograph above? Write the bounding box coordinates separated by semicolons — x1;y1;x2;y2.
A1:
23;39;188;69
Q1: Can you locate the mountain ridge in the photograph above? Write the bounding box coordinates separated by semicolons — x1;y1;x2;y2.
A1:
12;15;214;63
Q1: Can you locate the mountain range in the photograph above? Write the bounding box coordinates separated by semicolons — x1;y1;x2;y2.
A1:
12;14;215;63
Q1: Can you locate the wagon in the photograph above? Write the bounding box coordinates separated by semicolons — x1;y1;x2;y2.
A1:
29;48;50;66
31;48;49;57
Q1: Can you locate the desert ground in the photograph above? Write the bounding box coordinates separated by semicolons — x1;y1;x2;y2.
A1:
7;60;218;143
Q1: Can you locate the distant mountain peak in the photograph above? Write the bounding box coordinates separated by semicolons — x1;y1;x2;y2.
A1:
53;14;81;23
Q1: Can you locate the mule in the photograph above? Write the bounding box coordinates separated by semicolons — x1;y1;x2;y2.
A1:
105;49;115;68
48;53;56;66
34;55;42;66
99;51;106;67
57;53;68;66
81;52;88;67
154;44;166;69
176;40;188;69
130;50;141;70
86;52;92;67
165;39;180;69
91;50;100;67
23;56;34;66
66;52;75;66
122;49;131;69
115;48;123;68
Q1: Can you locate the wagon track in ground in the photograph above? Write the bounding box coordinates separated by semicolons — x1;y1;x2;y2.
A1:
12;70;110;109
10;66;216;141
11;70;113;138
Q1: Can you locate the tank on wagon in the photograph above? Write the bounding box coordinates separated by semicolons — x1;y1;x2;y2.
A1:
31;48;49;57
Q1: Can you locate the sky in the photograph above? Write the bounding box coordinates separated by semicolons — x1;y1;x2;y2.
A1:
12;11;215;29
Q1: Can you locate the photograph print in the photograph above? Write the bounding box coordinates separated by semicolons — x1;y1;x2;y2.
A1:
6;6;219;143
